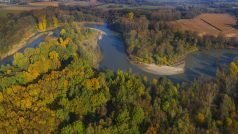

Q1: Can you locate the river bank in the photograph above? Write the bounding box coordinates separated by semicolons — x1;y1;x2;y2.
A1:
0;32;41;60
74;22;107;67
131;60;185;75
87;27;106;35
79;29;103;67
0;26;62;61
85;24;188;76
79;21;104;26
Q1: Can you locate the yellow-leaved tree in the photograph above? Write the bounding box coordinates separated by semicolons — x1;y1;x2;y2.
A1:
128;12;134;21
53;16;59;27
49;51;61;69
229;62;238;76
195;112;205;125
38;15;47;31
60;38;71;47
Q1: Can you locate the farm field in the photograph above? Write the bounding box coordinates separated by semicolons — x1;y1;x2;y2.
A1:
95;3;163;10
0;2;161;13
0;5;44;10
28;2;61;7
0;5;44;17
0;3;54;17
172;13;238;39
28;1;103;7
0;8;39;17
63;1;102;6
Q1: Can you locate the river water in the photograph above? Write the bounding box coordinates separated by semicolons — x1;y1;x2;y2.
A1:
0;28;60;65
1;24;238;83
87;24;238;82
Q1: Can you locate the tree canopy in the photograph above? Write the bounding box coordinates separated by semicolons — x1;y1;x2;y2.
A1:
0;21;238;134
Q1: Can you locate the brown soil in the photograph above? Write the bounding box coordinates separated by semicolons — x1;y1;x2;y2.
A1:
172;13;238;40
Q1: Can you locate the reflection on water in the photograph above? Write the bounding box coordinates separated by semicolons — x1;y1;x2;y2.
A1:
171;50;238;82
0;35;45;65
87;24;238;83
0;24;237;83
0;28;61;65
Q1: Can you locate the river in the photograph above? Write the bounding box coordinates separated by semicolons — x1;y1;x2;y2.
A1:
1;24;238;83
0;28;61;65
87;24;238;82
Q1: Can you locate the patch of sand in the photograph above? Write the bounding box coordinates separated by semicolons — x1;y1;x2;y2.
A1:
87;27;106;35
133;61;185;75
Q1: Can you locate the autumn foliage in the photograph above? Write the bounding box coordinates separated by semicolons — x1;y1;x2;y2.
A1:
0;23;238;134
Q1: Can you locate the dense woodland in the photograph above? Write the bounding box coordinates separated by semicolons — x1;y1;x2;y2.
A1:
0;5;238;134
108;10;236;65
0;9;61;58
0;7;101;58
0;20;238;133
0;15;35;56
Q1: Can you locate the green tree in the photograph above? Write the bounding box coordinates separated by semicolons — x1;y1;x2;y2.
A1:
13;53;29;69
61;121;84;134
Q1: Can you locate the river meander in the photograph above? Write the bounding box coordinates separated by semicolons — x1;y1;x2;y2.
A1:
88;24;238;82
1;24;238;83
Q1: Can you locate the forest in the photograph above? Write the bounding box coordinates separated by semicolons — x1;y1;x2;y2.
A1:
108;9;236;65
0;7;101;59
0;19;238;133
0;8;62;58
0;14;35;57
0;5;238;134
